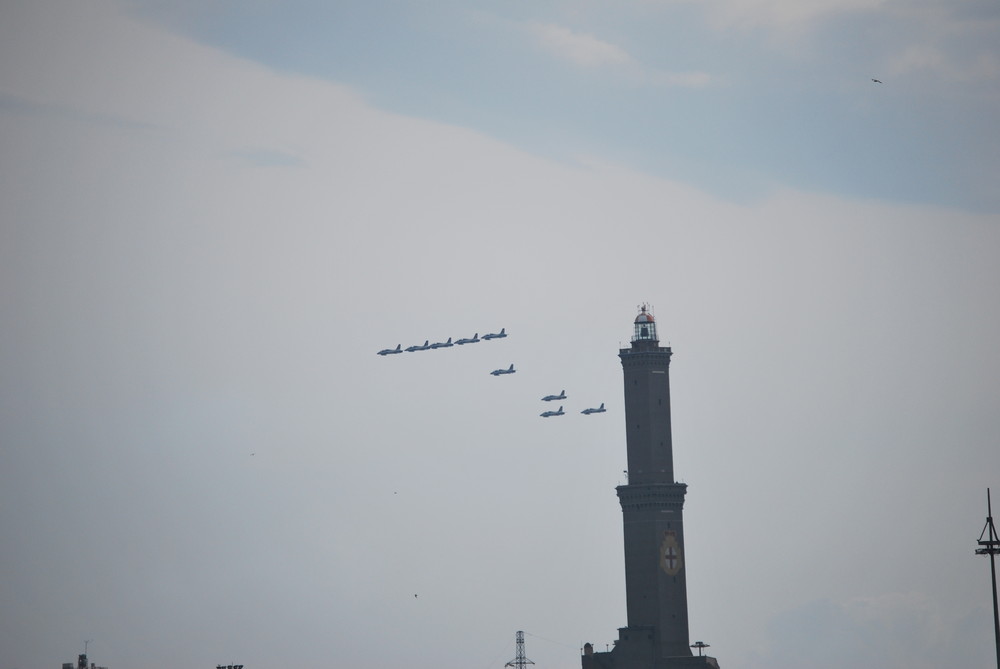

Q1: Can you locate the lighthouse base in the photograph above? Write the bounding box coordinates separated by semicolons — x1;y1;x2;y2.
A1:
582;627;720;669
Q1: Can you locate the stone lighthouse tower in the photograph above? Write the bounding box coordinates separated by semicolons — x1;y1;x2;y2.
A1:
582;307;719;669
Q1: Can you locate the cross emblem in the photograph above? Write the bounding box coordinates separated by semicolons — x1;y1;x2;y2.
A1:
664;546;678;570
660;530;682;575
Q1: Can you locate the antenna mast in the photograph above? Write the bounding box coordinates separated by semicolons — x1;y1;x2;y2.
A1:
976;488;1000;669
505;631;535;669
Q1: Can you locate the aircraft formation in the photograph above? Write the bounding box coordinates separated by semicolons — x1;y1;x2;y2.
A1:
538;389;606;418
379;328;514;378
378;329;507;356
378;328;605;417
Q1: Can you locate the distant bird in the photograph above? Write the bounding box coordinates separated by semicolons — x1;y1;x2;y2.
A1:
414;594;418;598
872;78;883;84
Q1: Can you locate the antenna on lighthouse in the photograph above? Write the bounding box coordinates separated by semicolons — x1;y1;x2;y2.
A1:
505;631;535;669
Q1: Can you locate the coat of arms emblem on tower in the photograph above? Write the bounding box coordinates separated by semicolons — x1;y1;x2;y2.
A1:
659;529;683;575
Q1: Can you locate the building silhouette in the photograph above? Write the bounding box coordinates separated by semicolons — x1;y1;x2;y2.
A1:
582;307;720;669
62;654;106;669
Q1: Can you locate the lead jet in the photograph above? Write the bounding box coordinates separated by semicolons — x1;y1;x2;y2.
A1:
540;405;565;418
405;340;430;352
455;333;479;345
581;403;606;415
482;328;507;340
541;389;566;402
490;364;516;376
429;337;453;349
377;344;402;356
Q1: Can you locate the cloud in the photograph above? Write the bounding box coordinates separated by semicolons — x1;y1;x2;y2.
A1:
653;0;888;32
2;3;999;669
745;594;996;669
887;43;947;75
226;147;305;168
711;0;886;30
887;40;1000;84
525;21;633;67
645;0;1000;89
522;20;712;87
639;0;886;31
646;69;713;87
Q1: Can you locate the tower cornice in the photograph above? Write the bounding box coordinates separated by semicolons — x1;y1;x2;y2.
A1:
619;348;673;366
616;483;687;513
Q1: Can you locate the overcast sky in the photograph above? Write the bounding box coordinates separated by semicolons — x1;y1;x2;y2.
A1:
1;2;999;669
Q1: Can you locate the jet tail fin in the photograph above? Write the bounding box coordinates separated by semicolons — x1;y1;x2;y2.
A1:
599;402;605;409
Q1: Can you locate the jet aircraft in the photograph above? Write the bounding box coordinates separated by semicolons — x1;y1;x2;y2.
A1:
581;403;606;415
482;328;507;340
541;390;566;402
490;364;516;376
377;344;402;356
429;337;453;349
405;340;430;352
455;333;479;345
540;405;565;418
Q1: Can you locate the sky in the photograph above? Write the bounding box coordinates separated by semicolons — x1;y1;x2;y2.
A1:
1;1;999;669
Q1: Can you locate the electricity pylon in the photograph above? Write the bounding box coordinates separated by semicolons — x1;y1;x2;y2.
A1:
505;631;535;669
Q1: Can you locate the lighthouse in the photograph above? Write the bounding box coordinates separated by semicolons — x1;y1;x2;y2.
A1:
582;306;720;669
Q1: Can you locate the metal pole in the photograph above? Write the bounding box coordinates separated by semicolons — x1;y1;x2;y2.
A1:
991;549;999;669
976;488;1000;669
